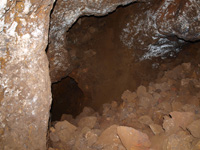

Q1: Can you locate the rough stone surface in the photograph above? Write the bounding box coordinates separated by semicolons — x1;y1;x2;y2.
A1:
94;125;121;148
120;0;200;60
47;0;136;82
117;126;151;150
78;116;97;129
163;111;195;133
0;0;54;149
149;124;164;135
163;131;194;150
49;62;200;149
187;119;200;138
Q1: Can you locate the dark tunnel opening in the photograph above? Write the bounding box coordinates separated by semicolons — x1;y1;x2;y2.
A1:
50;77;85;122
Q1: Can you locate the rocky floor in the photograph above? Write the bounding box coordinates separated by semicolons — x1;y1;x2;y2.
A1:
48;62;200;150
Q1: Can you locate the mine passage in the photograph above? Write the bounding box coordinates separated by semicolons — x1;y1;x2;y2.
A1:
48;1;200;150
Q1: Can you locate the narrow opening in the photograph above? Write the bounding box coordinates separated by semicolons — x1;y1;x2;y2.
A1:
50;77;85;122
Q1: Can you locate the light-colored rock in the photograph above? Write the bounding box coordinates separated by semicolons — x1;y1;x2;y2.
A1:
78;116;97;129
94;125;121;148
137;86;147;97
117;126;151;150
139;115;153;125
84;130;98;146
121;90;137;102
163;131;193;150
149;124;164;135
187;119;200;138
163;111;195;133
50;131;60;142
158;101;172;113
55;120;77;132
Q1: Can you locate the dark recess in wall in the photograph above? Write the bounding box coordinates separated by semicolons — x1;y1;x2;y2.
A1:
50;77;85;121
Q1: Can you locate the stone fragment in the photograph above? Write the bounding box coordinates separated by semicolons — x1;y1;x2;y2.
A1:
94;125;121;148
121;90;137;102
55;120;77;132
158;101;172;113
76;107;95;120
137;86;147;97
117;126;151;150
53;120;77;143
172;101;183;111
149;124;164;135
163;131;193;150
138;92;154;108
139;115;153;125
154;82;170;92
78;116;97;129
163;111;195;133
50;131;60;143
187;119;200;138
60;114;73;122
84;130;98;147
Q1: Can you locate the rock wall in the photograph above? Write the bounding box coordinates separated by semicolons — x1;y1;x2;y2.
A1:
48;0;200;82
0;0;54;149
47;0;136;82
120;0;200;59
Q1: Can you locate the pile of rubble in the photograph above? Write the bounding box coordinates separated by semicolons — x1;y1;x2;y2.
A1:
49;62;200;150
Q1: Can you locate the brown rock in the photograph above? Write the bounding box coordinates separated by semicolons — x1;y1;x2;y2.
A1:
137;86;147;97
158;101;172;113
84;130;98;147
163;131;193;150
94;125;121;148
117;126;151;150
139;115;153;125
55;120;77;132
78;116;97;129
121;90;137;103
187;119;200;138
149;124;164;135
60;114;74;122
172;101;183;111
163;111;195;133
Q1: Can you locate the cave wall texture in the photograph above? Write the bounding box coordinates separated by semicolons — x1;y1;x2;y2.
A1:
48;0;200;83
0;0;200;149
48;0;137;83
0;0;54;149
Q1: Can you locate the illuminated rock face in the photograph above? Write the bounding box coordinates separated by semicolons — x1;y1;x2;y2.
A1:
47;0;136;82
120;0;200;60
48;0;200;83
0;0;54;149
